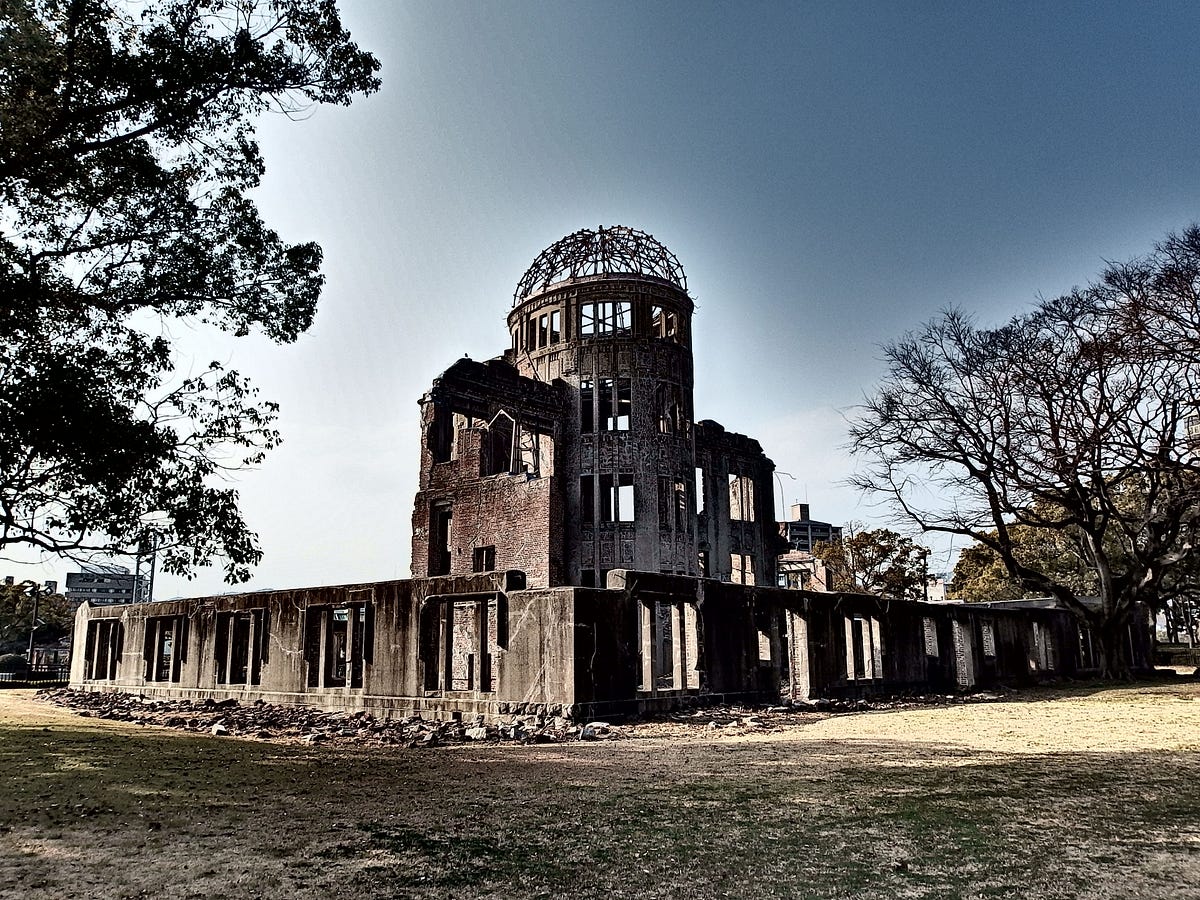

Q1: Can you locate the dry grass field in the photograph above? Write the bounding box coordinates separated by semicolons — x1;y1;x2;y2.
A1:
2;681;1199;899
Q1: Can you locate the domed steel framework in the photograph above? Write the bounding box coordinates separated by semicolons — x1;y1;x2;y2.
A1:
513;225;687;305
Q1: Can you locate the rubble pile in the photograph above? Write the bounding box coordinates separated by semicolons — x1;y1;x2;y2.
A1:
36;687;1011;748
36;689;617;747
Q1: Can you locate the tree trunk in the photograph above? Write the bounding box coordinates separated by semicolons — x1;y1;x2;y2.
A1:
1095;618;1132;680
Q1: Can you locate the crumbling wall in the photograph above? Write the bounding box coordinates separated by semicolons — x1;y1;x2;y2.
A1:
695;420;782;588
71;571;585;721
412;358;566;587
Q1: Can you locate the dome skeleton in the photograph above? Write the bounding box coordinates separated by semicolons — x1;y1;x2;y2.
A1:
513;225;688;306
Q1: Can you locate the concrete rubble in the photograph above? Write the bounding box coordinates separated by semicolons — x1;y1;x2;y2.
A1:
36;687;1015;748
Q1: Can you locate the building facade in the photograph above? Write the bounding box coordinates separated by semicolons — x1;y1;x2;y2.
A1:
67;226;1155;720
411;227;779;590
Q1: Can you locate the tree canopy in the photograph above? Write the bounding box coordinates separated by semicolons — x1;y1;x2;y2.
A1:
850;228;1200;676
812;527;929;601
0;0;379;581
0;580;74;650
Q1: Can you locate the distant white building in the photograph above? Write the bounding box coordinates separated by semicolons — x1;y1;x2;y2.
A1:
925;574;950;603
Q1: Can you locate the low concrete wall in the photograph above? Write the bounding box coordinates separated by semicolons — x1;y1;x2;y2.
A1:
70;569;1154;722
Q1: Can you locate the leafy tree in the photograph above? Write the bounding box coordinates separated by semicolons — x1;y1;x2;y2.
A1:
951;541;1025;603
0;1;380;581
952;517;1099;603
812;527;929;601
0;580;74;651
850;229;1200;677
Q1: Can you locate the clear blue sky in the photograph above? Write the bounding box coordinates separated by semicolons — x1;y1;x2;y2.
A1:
18;1;1200;595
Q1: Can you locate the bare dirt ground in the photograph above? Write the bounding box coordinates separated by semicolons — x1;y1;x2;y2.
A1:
3;680;1199;899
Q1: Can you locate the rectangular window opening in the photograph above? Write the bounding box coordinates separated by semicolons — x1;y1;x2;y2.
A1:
473;545;496;573
305;603;371;690
615;474;635;522
580;380;594;434
580;474;595;523
517;427;540;477
731;553;755;586
143;615;188;683
214;609;268;686
581;301;632;337
481;414;516;476
729;473;755;522
84;619;123;681
598;378;632;432
650;305;679;340
428;404;453;463
430;503;453;576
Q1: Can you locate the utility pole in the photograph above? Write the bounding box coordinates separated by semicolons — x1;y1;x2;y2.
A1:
25;581;41;667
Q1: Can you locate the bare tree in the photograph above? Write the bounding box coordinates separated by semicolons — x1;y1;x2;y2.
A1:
850;233;1200;677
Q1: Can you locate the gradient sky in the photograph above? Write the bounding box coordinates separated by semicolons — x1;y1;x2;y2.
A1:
13;1;1200;596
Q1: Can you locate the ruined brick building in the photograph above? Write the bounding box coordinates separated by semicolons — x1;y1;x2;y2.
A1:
68;227;1153;720
410;226;778;591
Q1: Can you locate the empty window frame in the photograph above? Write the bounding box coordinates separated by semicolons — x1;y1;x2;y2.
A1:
580;380;595;433
758;615;773;662
598;378;631;431
650;305;679;340
655;478;688;531
658;477;672;531
522;309;562;350
480;412;515;476
695;467;706;516
83;619;123;681
304;603;374;689
516;426;541;477
473;545;496;572
428;403;454;463
580;300;632;337
580;475;595;522
731;553;755;586
844;615;882;680
729;473;755;521
600;473;635;522
429;503;453;576
656;383;685;434
143;615;188;682
214;609;269;686
419;596;505;693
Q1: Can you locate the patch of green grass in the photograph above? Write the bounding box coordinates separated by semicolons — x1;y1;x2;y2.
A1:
4;690;1200;898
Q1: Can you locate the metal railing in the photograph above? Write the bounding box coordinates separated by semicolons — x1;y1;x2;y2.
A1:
0;664;71;687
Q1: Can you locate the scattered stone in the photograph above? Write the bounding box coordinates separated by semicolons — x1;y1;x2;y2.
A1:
34;686;1016;752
